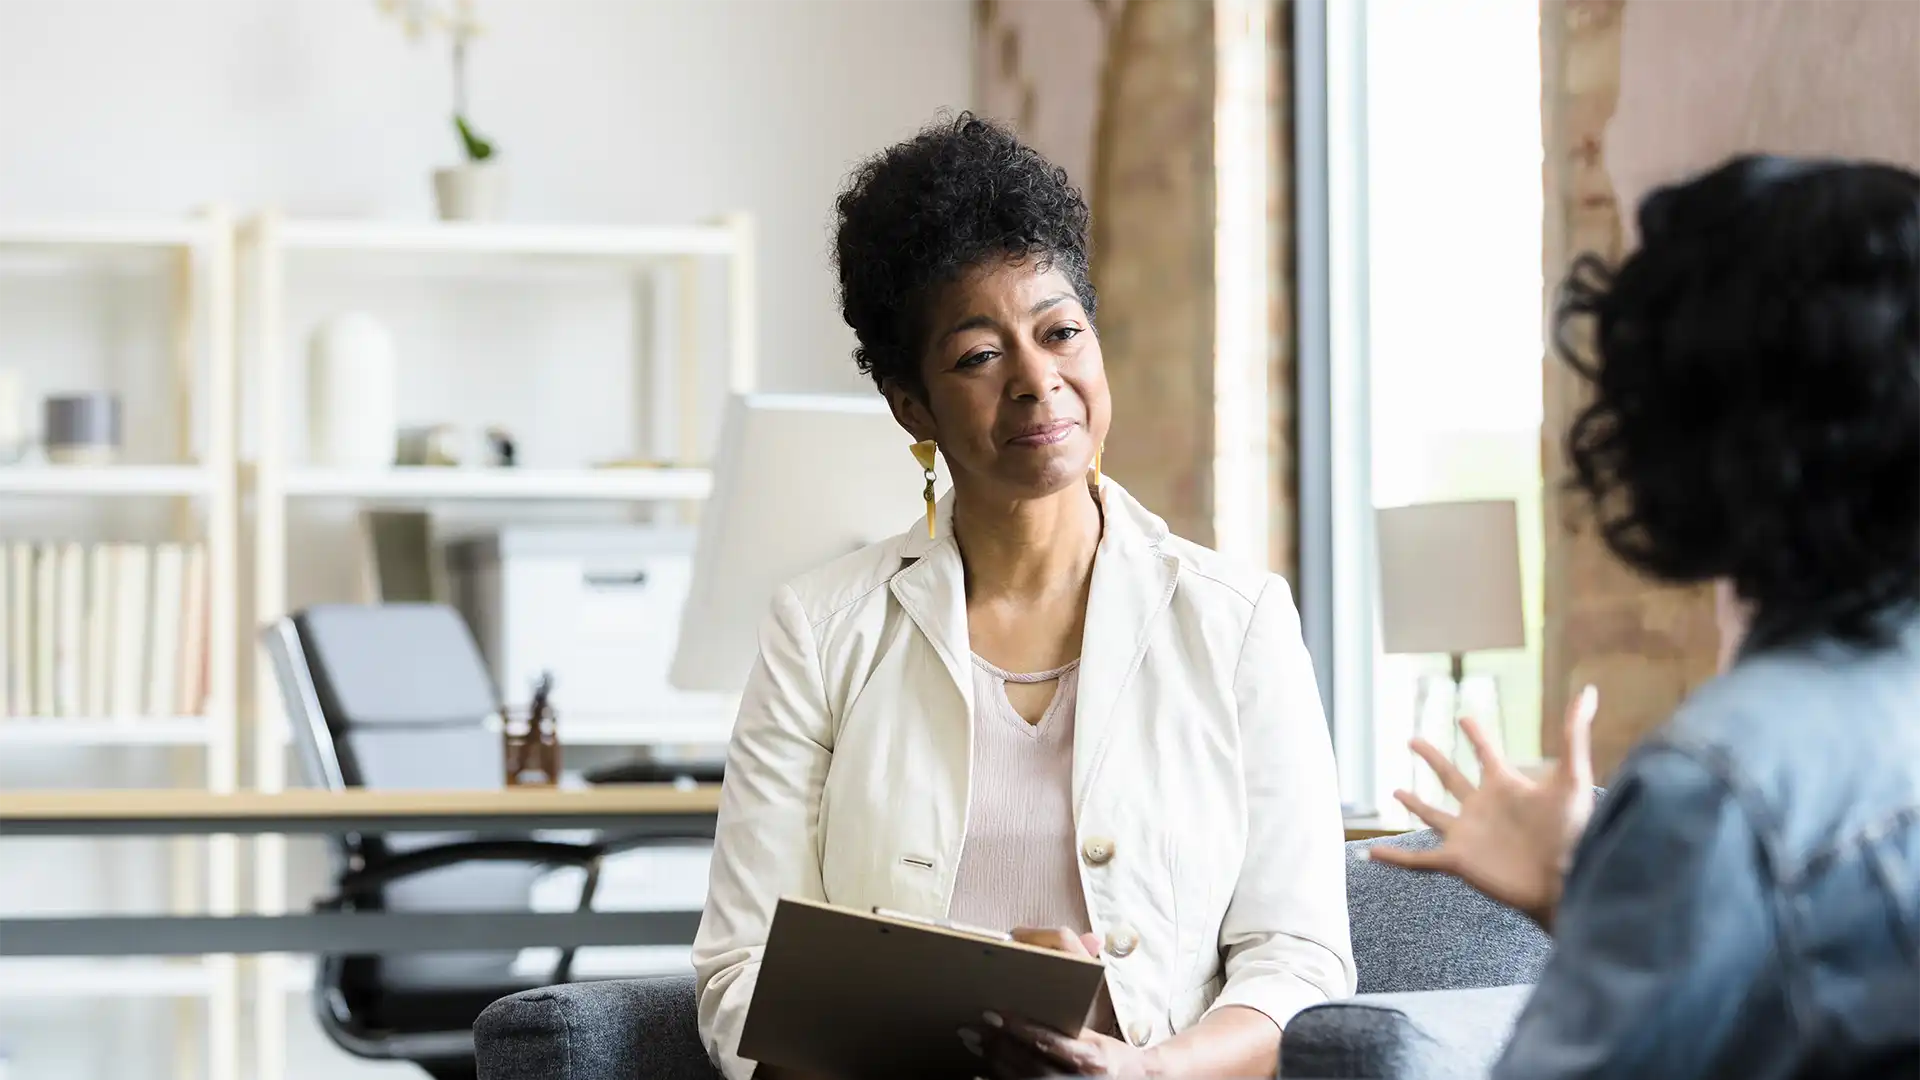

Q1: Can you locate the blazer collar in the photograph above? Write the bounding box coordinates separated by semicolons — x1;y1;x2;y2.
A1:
887;477;1180;810
888;493;973;717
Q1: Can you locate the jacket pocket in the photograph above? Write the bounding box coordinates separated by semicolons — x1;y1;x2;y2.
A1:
1168;973;1225;1035
1166;831;1217;973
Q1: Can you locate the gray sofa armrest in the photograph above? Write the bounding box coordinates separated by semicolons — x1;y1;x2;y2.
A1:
476;974;718;1080
1280;984;1531;1080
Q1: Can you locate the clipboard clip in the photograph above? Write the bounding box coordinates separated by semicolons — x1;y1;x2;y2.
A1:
870;907;1015;943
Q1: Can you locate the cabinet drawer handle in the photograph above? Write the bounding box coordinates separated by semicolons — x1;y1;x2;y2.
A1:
581;570;650;589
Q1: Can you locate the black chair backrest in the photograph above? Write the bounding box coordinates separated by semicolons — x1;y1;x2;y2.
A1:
262;603;541;995
289;603;504;795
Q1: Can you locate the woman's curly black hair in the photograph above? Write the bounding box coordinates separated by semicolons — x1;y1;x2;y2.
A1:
832;112;1095;392
1557;154;1920;651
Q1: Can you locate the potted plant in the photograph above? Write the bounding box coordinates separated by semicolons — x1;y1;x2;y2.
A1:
379;0;506;221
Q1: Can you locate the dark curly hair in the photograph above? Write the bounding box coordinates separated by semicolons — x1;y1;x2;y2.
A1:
832;112;1096;392
1556;154;1920;651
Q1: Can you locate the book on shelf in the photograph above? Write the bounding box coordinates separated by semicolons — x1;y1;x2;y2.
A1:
5;545;27;715
108;543;149;719
54;542;84;717
33;544;54;716
0;539;210;722
84;544;113;717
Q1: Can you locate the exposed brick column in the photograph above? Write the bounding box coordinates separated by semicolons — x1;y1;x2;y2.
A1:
1089;0;1218;546
1540;0;1718;778
1267;4;1297;581
976;0;1298;568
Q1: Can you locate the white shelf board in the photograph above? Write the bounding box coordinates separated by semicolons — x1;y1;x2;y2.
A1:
275;219;735;260
281;466;711;502
0;220;206;251
0;716;212;747
0;957;216;998
0;465;211;497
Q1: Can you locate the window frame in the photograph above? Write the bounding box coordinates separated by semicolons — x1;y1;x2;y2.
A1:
1292;0;1378;815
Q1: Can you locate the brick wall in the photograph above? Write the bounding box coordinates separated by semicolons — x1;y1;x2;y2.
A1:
976;0;1299;566
1088;0;1219;545
1540;0;1717;778
1267;5;1296;580
1539;0;1920;776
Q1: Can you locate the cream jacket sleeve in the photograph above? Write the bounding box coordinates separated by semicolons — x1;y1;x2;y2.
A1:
1204;575;1358;1028
691;584;831;1080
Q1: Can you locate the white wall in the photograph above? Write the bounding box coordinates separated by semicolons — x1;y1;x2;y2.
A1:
0;0;971;394
0;3;971;1078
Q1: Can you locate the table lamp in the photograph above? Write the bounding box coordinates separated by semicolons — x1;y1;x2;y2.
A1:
1375;499;1526;799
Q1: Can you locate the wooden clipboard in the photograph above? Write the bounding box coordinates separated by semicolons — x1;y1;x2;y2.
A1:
739;896;1107;1079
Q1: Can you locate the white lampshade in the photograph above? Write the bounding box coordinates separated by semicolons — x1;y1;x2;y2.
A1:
1375;499;1525;656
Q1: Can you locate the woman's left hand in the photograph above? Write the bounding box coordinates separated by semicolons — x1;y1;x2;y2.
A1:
960;926;1152;1078
967;1013;1148;1079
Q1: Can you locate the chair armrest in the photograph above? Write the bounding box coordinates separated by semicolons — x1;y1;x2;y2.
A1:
329;839;606;901
475;974;718;1080
1280;984;1531;1080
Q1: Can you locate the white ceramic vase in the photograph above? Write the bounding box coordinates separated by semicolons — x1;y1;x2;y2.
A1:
307;313;398;469
433;161;508;221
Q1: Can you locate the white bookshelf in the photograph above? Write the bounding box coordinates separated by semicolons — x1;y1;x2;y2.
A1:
0;212;242;1080
240;211;756;1080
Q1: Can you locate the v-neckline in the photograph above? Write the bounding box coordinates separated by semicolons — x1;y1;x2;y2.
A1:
972;654;1079;737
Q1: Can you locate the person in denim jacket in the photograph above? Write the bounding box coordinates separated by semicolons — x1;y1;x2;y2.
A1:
1371;155;1920;1079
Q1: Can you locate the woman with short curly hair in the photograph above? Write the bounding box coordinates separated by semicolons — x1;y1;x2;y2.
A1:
1374;155;1920;1078
692;114;1355;1079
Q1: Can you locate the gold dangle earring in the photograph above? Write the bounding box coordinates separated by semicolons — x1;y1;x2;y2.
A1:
1091;441;1105;487
911;439;939;539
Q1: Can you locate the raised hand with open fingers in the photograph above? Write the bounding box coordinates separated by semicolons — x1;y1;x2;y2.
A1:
1366;685;1600;930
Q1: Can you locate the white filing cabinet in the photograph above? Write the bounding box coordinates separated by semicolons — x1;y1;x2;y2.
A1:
447;525;735;741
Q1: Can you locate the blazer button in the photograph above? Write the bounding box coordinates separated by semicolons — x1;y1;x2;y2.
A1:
1081;837;1116;866
1127;1022;1152;1047
1105;926;1139;958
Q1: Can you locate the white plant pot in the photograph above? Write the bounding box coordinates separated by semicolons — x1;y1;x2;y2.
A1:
433;161;508;222
307;313;398;469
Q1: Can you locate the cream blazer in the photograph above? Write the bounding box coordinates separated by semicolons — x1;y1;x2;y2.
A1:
692;479;1356;1080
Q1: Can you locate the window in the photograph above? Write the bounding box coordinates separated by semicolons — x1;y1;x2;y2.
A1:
1296;0;1543;814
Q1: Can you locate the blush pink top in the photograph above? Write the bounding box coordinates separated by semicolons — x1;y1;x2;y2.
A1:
948;654;1115;1032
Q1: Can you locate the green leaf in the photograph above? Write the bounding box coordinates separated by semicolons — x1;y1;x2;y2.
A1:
454;114;495;162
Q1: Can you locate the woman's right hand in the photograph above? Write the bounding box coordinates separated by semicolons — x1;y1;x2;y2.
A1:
1366;686;1600;930
1010;926;1103;958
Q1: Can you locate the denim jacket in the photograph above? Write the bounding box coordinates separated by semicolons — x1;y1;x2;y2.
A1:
1494;616;1920;1080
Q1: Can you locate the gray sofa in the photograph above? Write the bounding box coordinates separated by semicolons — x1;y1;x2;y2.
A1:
475;829;1550;1080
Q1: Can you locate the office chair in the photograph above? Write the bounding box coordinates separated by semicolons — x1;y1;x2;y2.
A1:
261;603;711;1080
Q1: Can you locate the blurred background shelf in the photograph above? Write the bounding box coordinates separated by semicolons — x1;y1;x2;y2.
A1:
278;466;712;502
0;466;212;497
0;957;218;999
0;717;214;748
273;219;740;261
0;220;208;253
0;206;242;1078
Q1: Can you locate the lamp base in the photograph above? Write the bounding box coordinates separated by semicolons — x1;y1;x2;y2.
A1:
1409;657;1507;810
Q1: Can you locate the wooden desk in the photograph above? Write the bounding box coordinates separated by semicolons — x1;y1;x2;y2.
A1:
0;785;722;837
0;785;718;958
0;787;1414;957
